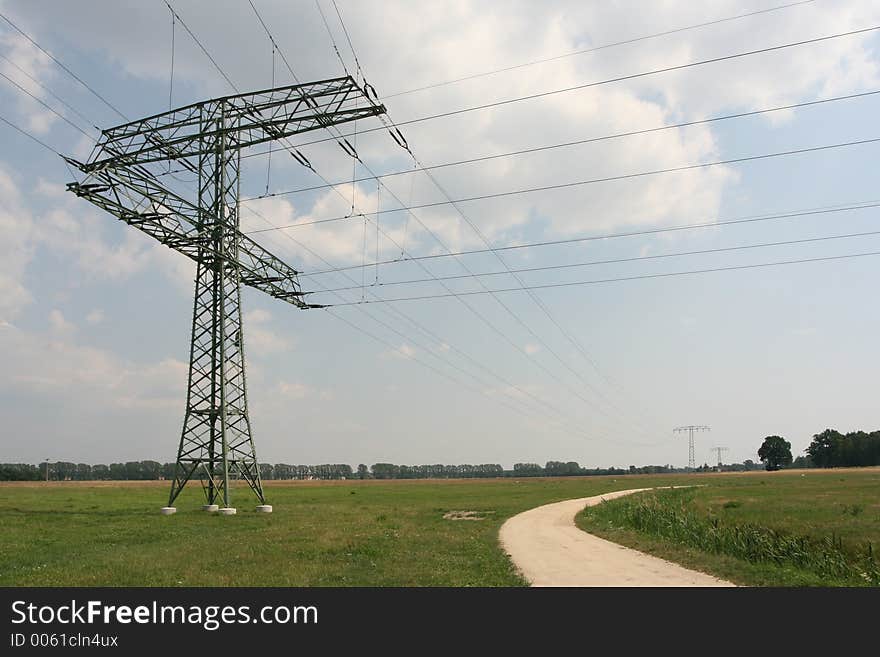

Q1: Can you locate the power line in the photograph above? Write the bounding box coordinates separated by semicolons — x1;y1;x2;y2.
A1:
330;0;362;76
0;112;63;155
0;69;94;138
0;52;99;130
307;228;880;295
314;0;351;77
231;2;658;444
4;0;658;450
244;5;876;440
240;89;880;200
382;1;817;98
324;2;670;438
298;199;880;277
266;23;880;152
246;3;581;424
242;203;655;446
244;137;880;233
321;249;880;307
162;1;239;93
167;3;175;111
247;0;302;85
0;10;128;121
286;1;664;440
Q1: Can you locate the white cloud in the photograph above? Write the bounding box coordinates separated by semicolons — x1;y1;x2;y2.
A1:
85;309;105;325
2;1;879;466
388;343;416;359
48;308;74;334
0;322;186;409
0;166;36;321
276;381;310;399
244;308;292;355
0;32;57;134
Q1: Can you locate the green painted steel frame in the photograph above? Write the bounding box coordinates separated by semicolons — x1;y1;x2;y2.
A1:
65;77;385;508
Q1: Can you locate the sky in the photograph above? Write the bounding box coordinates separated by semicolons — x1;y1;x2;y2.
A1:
1;0;879;470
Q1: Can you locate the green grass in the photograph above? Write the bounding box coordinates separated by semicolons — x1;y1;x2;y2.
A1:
0;475;688;586
576;469;880;587
3;469;878;586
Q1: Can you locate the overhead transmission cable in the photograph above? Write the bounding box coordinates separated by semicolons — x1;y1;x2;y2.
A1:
301;198;880;276
0;69;94;139
254;2;877;440
382;0;817;98
308;227;880;294
324;2;663;436
0;11;128;121
248;1;663;441
240;89;880;200
0;52;99;130
253;23;880;153
210;1;651;443
244;136;880;233
322;250;880;307
163;1;239;93
162;2;583;432
270;3;660;439
0;112;64;155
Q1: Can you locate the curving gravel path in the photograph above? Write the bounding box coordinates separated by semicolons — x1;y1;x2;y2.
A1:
499;488;735;587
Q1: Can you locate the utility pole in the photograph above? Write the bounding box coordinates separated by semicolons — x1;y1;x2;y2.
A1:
710;446;729;467
44;458;50;482
67;77;385;514
674;425;710;469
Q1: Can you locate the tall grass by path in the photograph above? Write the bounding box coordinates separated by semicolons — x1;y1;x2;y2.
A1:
578;474;880;587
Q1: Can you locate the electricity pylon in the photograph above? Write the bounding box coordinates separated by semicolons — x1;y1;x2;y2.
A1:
674;425;710;469
710;446;729;467
66;77;385;512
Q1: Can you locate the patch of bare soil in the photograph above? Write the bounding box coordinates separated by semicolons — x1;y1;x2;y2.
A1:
443;510;495;520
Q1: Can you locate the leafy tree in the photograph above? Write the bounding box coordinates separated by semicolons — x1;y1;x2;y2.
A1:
758;435;793;471
513;463;543;476
91;464;110;480
54;461;77;480
806;429;843;468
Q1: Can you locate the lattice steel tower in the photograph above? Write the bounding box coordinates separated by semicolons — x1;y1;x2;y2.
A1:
66;78;385;512
710;446;729;467
674;425;711;470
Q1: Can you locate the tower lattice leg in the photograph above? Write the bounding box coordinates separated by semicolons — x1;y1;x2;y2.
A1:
168;108;264;508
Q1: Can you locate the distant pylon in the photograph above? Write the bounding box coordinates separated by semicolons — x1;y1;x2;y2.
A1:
674;425;710;469
710;446;729;467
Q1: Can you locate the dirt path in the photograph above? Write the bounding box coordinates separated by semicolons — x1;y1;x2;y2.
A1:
499;488;735;587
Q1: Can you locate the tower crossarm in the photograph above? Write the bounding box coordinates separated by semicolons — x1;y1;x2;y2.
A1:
80;76;385;172
66;160;312;309
66;158;205;260
236;236;314;309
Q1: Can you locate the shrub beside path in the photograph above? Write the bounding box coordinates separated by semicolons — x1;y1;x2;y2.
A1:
499;488;735;587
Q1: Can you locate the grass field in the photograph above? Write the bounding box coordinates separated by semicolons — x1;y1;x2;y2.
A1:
1;469;877;586
576;468;880;586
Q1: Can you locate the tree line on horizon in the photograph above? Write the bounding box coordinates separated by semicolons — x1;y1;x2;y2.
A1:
803;429;880;468
758;428;880;470
2;428;877;481
0;459;753;482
